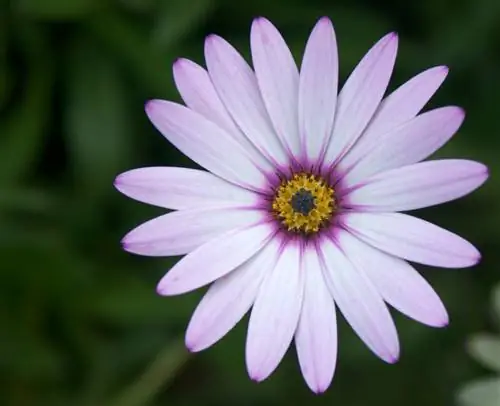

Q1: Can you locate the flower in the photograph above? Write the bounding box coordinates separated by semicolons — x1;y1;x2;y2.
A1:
114;16;488;393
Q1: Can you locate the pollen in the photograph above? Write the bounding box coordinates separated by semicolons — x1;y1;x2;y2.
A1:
272;173;336;234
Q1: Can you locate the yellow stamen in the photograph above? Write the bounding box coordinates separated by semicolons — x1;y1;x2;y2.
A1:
272;173;336;234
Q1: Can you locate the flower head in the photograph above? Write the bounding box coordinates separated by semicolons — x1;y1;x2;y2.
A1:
115;17;488;393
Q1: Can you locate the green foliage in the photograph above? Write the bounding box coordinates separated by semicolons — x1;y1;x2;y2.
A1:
457;284;500;406
1;0;499;405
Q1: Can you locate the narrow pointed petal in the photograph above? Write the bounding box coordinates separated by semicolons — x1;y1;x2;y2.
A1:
204;35;288;165
299;17;338;163
341;212;480;268
145;100;268;191
320;233;399;363
115;167;258;210
122;208;264;257
186;239;280;352
295;245;337;393
246;241;304;381
347;160;488;212
251;17;300;155
343;106;465;187
340;66;448;169
323;33;398;166
157;222;274;296
172;58;272;171
340;232;449;327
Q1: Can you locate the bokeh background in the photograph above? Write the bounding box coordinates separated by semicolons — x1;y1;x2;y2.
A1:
2;0;500;405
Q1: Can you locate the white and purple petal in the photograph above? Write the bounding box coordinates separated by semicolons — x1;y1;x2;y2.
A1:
204;34;288;166
115;166;258;210
157;221;274;296
251;17;300;156
339;232;448;327
346;159;488;212
295;244;337;393
341;212;480;268
320;232;400;363
145;100;269;192
246;240;304;381
121;207;264;257
323;32;398;167
299;17;338;164
185;238;280;352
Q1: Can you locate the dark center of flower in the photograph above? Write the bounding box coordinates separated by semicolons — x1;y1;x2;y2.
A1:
290;188;316;215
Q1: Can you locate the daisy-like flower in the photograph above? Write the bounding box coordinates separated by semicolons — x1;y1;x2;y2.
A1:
115;17;488;393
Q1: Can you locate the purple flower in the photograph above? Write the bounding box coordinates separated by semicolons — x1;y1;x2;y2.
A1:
115;17;488;393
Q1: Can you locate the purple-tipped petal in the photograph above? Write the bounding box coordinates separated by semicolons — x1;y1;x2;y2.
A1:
340;66;448;170
173;58;272;171
295;245;337;393
319;232;400;363
145;100;268;192
299;17;338;163
157;222;274;296
346;160;488;212
342;212;481;268
340;232;449;327
323;32;398;166
246;241;304;381
204;35;288;166
121;208;264;257
343;106;465;187
251;17;300;155
114;167;258;210
185;239;280;352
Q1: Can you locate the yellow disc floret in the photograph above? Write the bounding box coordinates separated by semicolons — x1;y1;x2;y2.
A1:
272;173;336;234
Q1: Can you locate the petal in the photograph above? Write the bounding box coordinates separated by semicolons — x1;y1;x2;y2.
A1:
122;208;264;257
204;35;288;166
251;17;300;155
145;100;268;192
172;58;272;171
323;33;398;166
346;160;488;212
319;232;399;363
157;222;274;295
298;17;338;163
115;167;259;210
246;240;304;381
343;106;465;187
340;232;448;327
340;66;448;169
341;212;481;268
295;245;337;393
185;239;280;352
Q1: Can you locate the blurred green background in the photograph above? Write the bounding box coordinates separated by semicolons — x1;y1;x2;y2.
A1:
1;0;500;405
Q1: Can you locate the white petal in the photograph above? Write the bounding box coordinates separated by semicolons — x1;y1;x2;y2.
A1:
145;100;268;192
295;245;337;393
122;208;264;257
157;222;274;295
339;66;448;169
185;239;280;352
251;17;300;155
339;232;449;327
319;232;400;362
323;33;398;166
204;35;288;166
172;58;272;171
341;212;480;268
343;106;465;187
299;17;338;163
246;240;304;381
115;166;258;210
346;160;488;212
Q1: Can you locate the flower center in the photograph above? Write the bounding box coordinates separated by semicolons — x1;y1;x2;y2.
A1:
272;173;336;234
